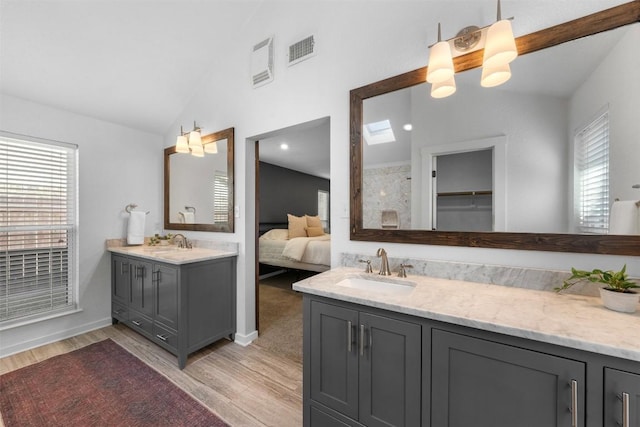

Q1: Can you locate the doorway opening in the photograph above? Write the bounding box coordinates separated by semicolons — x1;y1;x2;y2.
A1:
250;117;330;363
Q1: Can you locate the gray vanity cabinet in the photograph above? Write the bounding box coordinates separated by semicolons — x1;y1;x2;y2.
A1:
110;253;236;369
431;329;586;427
303;293;640;427
604;369;640;427
306;298;421;427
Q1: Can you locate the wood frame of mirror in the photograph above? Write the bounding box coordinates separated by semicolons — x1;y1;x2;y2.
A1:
164;127;235;232
350;1;640;256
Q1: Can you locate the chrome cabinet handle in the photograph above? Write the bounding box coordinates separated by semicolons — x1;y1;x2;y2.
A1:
113;309;122;315
622;392;630;427
347;321;352;353
570;379;578;427
156;334;168;342
131;320;141;326
359;325;365;356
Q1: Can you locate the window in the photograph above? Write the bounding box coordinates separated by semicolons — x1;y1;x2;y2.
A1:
213;170;228;223
363;119;396;145
574;110;609;234
318;190;329;230
0;133;78;324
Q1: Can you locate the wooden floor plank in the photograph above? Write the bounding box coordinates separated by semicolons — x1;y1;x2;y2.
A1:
1;324;303;426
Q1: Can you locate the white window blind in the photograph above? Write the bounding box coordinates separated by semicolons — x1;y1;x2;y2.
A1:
0;133;78;323
318;190;329;230
575;110;609;234
213;171;228;223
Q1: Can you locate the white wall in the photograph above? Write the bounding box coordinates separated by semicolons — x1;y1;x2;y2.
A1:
569;25;640;204
0;94;163;356
164;0;639;343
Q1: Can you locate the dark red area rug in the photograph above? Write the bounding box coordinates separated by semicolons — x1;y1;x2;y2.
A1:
0;339;228;427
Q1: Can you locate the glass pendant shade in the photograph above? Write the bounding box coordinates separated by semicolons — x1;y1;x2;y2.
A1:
204;141;218;154
430;76;456;98
427;41;455;84
175;135;190;153
481;62;512;87
188;130;202;149
190;143;204;157
483;19;518;68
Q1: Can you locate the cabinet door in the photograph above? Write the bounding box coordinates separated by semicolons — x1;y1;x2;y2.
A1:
432;329;585;427
604;368;640;427
111;255;130;305
310;301;359;420
359;312;421;427
130;260;153;316
154;263;179;331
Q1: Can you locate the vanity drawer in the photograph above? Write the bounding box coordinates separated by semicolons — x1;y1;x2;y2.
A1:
128;311;153;336
111;303;128;322
153;322;178;352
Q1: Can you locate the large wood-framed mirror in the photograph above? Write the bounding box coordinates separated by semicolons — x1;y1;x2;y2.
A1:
350;1;640;255
164;127;234;232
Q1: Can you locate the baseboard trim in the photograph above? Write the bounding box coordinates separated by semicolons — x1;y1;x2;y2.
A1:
234;330;258;346
0;317;112;358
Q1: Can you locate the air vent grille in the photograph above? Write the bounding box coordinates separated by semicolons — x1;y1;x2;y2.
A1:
288;35;316;66
251;36;274;88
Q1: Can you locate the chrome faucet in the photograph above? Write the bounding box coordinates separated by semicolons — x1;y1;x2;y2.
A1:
376;248;391;276
172;233;192;249
398;263;413;278
358;259;373;273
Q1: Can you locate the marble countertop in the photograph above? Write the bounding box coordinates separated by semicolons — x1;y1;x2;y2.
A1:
107;244;237;265
292;267;640;362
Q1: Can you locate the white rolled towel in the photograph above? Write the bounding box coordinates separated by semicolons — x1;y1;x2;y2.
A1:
609;200;639;235
127;211;146;245
179;211;195;224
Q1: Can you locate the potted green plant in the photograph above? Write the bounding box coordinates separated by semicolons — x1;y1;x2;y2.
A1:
555;265;639;313
149;233;173;246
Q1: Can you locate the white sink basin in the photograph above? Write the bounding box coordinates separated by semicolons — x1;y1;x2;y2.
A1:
336;276;416;294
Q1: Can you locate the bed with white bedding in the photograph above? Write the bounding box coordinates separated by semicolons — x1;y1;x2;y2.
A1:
259;228;331;273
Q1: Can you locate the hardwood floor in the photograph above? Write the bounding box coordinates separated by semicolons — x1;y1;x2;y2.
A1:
0;324;303;427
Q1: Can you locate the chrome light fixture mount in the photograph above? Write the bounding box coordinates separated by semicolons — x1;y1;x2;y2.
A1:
427;0;517;98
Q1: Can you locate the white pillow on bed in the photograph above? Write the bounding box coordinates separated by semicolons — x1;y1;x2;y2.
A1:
261;228;290;240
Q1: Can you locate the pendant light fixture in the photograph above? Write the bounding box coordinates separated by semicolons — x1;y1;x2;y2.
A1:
175;121;207;157
426;0;517;98
482;0;518;69
175;126;190;153
426;23;455;85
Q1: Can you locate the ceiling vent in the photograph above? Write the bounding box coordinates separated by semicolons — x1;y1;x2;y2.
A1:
288;35;316;67
251;36;274;88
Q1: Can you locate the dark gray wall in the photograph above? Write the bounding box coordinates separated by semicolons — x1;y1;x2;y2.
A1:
259;161;330;226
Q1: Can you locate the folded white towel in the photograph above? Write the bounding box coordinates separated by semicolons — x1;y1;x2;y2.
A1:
609;200;639;235
179;211;195;224
127;211;146;245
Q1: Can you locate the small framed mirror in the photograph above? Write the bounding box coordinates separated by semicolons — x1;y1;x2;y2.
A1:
164;127;234;232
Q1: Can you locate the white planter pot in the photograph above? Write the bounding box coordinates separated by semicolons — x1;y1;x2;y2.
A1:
599;288;639;313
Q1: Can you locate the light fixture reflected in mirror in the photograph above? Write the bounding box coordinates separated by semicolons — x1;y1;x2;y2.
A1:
481;61;512;87
426;0;516;98
431;76;457;98
204;141;218;154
